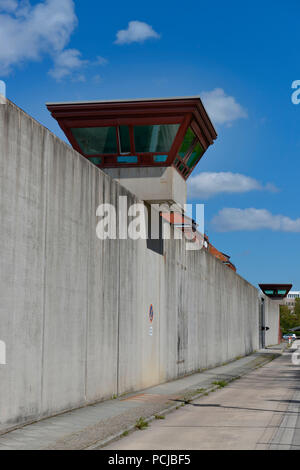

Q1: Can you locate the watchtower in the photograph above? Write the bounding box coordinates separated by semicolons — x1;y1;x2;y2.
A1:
47;96;217;208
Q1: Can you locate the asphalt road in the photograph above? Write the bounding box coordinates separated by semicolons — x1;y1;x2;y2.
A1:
106;342;300;450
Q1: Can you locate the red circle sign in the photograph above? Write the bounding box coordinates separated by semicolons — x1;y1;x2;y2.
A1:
149;304;154;323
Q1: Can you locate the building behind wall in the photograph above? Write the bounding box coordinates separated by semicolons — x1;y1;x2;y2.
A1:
283;291;300;311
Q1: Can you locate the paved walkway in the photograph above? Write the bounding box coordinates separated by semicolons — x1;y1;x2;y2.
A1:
105;342;300;450
0;349;280;450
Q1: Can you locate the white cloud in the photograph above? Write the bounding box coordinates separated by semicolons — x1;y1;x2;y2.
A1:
93;56;108;66
0;0;96;81
188;172;278;199
211;208;300;232
115;20;160;45
201;88;248;125
49;48;87;81
0;0;18;12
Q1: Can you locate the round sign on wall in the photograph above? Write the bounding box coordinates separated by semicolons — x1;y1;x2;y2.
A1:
149;304;154;323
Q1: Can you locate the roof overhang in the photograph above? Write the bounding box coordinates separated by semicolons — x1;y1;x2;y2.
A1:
46;96;217;179
46;96;217;140
259;283;293;300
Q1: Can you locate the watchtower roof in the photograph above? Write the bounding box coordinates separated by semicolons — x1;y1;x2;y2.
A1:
47;96;217;180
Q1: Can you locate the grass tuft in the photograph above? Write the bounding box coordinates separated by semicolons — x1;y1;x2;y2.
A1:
212;380;227;388
135;417;149;430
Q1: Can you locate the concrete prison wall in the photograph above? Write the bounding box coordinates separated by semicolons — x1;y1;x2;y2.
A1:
0;100;279;432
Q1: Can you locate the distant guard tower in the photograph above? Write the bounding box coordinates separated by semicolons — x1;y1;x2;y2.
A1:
259;284;293;300
47;97;217;208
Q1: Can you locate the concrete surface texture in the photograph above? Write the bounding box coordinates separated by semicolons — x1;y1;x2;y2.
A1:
0;349;280;450
104;166;187;207
106;343;300;450
0;100;279;432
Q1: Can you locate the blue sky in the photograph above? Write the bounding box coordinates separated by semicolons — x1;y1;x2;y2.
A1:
1;0;300;288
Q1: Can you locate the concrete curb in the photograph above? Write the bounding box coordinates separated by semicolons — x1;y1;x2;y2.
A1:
85;352;280;450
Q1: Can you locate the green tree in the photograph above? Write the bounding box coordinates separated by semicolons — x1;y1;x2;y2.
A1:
280;305;299;333
293;298;300;324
